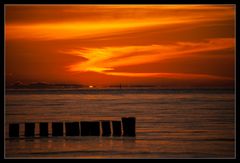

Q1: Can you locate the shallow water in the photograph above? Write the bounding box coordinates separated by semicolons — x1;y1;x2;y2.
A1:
5;89;235;158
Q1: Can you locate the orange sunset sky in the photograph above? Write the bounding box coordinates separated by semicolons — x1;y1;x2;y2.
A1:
5;5;235;88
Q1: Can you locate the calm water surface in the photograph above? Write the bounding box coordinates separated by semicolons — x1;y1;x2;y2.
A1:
5;89;235;158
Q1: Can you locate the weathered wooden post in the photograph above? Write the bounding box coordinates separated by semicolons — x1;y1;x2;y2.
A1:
9;123;19;138
122;117;136;137
81;121;100;136
25;122;35;137
112;121;122;136
65;122;80;136
52;122;63;136
39;122;48;137
101;121;111;136
8;117;136;138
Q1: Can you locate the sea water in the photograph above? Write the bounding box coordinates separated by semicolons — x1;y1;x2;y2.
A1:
5;88;235;158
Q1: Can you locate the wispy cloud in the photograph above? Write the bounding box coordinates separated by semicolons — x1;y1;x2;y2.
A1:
62;38;234;80
6;5;234;40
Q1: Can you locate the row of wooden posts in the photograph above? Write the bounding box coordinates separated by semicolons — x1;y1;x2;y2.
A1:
8;117;136;138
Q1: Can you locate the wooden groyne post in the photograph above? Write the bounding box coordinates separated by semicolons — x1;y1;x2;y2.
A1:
122;117;136;137
40;122;48;137
52;122;63;136
8;117;136;138
81;121;100;136
65;122;80;136
9;123;19;138
101;121;111;136
112;121;122;136
24;123;35;137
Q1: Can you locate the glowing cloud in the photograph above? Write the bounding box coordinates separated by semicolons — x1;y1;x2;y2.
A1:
6;5;234;40
63;38;234;79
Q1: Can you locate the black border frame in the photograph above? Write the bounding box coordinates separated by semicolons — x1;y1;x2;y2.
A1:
1;0;239;160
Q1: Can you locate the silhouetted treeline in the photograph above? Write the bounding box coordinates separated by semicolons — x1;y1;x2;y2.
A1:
7;82;87;89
